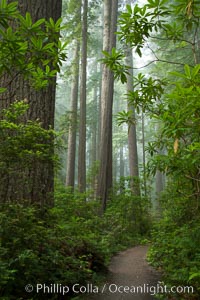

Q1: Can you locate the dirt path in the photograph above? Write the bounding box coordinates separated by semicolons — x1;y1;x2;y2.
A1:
88;245;160;300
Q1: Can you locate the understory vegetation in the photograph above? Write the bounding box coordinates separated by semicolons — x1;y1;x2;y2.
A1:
1;1;200;300
0;190;150;300
0;103;151;299
148;185;200;300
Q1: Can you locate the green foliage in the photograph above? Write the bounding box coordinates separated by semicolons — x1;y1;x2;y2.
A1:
0;182;152;299
118;1;169;56
115;2;200;300
0;101;61;203
101;48;130;83
147;186;200;299
144;48;200;300
0;101;57;169
115;73;166;127
107;177;152;250
62;0;82;42
0;1;18;28
0;100;152;299
0;201;102;299
128;73;166;114
116;110;136;127
0;0;67;91
147;64;200;190
143;63;200;300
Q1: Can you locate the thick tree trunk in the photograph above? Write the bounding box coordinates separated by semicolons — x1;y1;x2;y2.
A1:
97;0;118;212
66;41;80;190
78;0;88;193
126;48;140;196
0;0;62;206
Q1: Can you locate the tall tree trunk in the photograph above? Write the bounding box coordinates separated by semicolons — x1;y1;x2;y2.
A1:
125;48;140;195
91;63;98;166
142;112;147;196
78;0;88;193
155;123;164;197
156;170;164;194
155;147;165;196
90;81;98;192
0;0;62;206
113;152;117;184
66;41;80;190
119;145;125;193
97;66;102;162
97;0;118;212
120;146;124;178
155;167;164;213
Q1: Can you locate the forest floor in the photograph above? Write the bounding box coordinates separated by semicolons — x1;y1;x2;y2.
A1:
87;245;161;300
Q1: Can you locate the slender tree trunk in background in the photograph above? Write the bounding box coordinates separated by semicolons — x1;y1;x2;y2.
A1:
125;48;140;196
97;0;118;212
120;145;125;192
96;14;103;162
78;0;88;193
142;112;147;196
156;170;164;194
0;0;62;206
120;146;124;178
87;79;98;192
155;147;165;196
66;41;80;190
91;85;98;191
113;153;117;184
155;123;164;197
91;63;98;166
155;165;164;214
97;66;102;161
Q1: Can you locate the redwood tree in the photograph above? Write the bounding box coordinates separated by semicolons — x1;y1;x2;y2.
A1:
0;0;62;205
125;48;140;195
78;0;88;193
97;0;118;212
65;40;80;189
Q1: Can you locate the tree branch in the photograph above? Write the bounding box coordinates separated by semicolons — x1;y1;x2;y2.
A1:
132;58;191;69
150;35;194;46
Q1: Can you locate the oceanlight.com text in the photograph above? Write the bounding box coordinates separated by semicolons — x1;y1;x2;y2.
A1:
106;283;194;295
25;282;194;296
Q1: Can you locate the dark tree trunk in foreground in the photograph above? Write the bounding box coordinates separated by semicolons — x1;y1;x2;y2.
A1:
0;0;62;206
97;0;118;212
66;41;80;190
78;0;88;193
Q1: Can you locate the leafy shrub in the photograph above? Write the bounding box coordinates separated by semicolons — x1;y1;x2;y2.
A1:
0;200;107;300
148;186;200;300
0;0;66;91
0;103;153;299
104;195;151;251
0;181;152;300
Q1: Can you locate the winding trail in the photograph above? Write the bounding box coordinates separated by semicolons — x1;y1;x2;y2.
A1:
88;245;160;300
